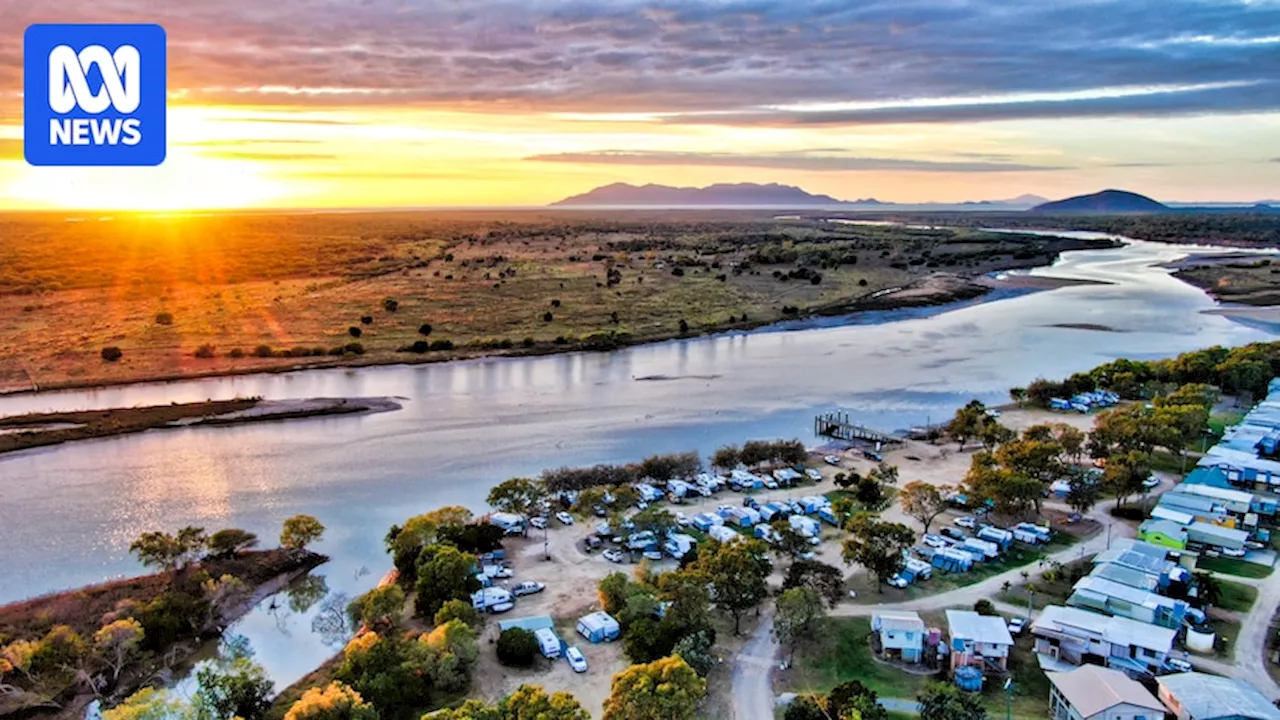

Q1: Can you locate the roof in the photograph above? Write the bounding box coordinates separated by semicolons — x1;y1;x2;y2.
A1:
1157;671;1280;720
1031;605;1176;652
945;610;1013;645
1151;505;1196;525
1188;521;1249;546
577;611;619;629
1141;519;1189;540
497;615;555;633
1089;562;1160;592
873;611;924;633
1069;575;1182;612
1183;466;1234;490
1048;665;1165;717
1094;539;1174;574
1177;482;1255;506
1160;491;1220;514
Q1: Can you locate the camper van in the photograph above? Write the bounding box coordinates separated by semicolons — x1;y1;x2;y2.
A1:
534;628;562;659
471;587;514;613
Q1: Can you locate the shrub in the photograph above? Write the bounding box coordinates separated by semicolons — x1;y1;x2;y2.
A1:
360;316;373;325
551;299;561;308
543;312;553;322
289;346;311;357
383;299;399;312
348;326;363;338
522;337;535;348
344;343;365;355
405;341;430;353
101;346;123;362
973;599;998;616
328;346;346;356
418;324;433;336
194;344;217;359
671;267;685;277
429;339;454;351
254;345;273;358
311;347;326;356
496;628;538;667
679;319;689;333
858;278;868;286
498;339;513;349
155;312;173;325
553;336;568;345
228;348;245;358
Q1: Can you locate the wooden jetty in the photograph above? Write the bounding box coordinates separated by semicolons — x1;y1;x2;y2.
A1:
814;411;905;445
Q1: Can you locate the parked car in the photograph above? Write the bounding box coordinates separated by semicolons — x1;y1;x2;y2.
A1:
823;455;843;466
764;479;779;490
636;500;649;510
530;516;548;530
603;549;625;563
1007;617;1026;636
643;550;664;562
585;536;602;551
556;511;574;525
940;527;967;541
593;505;607;518
743;496;760;509
805;468;823;481
676;512;690;527
1143;475;1161;489
862;449;883;462
887;574;908;588
955;516;977;529
1163;657;1193;674
512;581;546;597
488;602;515;614
566;647;588;673
922;534;948;548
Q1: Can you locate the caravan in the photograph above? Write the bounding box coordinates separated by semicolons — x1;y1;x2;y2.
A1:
471;587;514;613
534;628;562;659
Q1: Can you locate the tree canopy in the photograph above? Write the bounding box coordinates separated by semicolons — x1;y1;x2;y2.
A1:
601;656;706;720
281;515;326;550
841;516;914;591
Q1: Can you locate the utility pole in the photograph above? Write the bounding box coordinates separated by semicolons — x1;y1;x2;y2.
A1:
1004;677;1014;720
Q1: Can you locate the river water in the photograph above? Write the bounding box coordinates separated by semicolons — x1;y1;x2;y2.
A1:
0;233;1275;685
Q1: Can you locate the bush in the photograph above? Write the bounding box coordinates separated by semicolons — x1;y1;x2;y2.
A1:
543;312;553;322
551;299;561;307
229;348;245;358
496;628;538;667
973;599;998;616
678;319;689;333
344;343;365;355
254;345;273;358
418;323;433;336
194;344;217;359
1110;505;1147;521
434;600;480;629
383;298;399;312
155;312;173;325
348;326;362;338
858;278;868;286
553;336;568;345
671;267;685;277
405;341;430;353
522;337;535;348
429;339;453;351
101;346;123;362
360;316;373;325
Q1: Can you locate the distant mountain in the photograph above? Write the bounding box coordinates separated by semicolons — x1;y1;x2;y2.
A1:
1001;194;1051;206
1031;189;1169;214
550;182;844;207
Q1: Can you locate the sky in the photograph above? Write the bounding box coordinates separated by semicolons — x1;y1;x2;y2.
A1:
1;0;1279;210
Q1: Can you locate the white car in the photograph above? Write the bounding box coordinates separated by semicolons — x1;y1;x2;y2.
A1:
530;516;548;530
955;516;977;529
1164;657;1193;674
675;512;690;527
1143;475;1161;489
603;549;626;563
1221;547;1247;558
764;479;780;489
823;455;843;466
566;646;588;673
887;575;908;588
556;511;574;525
922;534;948;548
805;468;823;481
1007;617;1027;635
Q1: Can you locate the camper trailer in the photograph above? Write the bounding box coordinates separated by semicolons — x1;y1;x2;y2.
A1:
962;537;1000;560
977;527;1013;550
471;587;514;613
534;628;562;659
709;525;738;543
576;612;621;643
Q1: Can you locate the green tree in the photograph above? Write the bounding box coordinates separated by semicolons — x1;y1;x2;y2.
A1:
774;587;827;664
1193;571;1223;608
632;506;676;538
284;682;379;720
841;516;914;592
827;680;887;720
917;683;987;720
496;628;538;667
487;478;546;518
602;656;706;720
421;619;479;692
434;599;481;629
195;656;275;720
711;445;740;471
103;688;199;720
1056;424;1086;463
973;599;998;616
94;618;145;681
207;529;259;558
868;462;899;487
281;515;325;549
502;684;592;720
348;584;406;631
1104;450;1152;508
946;401;987;449
130;528;205;572
415;544;481;618
995;437;1063;482
769;520;813;561
671;630;715;677
898;481;951;534
784;695;828;720
782;559;846;608
690;539;772;634
1009;387;1027;407
598;572;633;616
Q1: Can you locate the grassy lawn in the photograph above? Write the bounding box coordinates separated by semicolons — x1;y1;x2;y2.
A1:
1209;410;1246;437
1211;616;1243;659
996;557;1093;611
977;639;1052;720
849;533;1081;603
781;617;938;700
1200;556;1275;579
1217;579;1260;613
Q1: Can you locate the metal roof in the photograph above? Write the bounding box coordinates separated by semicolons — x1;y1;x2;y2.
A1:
1140;519;1189;541
1157;671;1280;720
1187;521;1249;546
1048;665;1164;717
1031;605;1176;653
1069;576;1182;612
1089;562;1160;592
498;615;556;633
873;611;925;633
945;609;1013;645
1159;491;1219;514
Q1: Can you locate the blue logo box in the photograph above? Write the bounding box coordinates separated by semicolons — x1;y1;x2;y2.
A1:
24;23;167;166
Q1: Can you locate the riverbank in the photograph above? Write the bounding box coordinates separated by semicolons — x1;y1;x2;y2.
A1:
0;396;402;455
0;548;328;719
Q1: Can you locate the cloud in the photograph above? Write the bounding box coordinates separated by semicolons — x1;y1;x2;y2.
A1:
0;0;1277;123
201;150;334;161
0;138;21;160
525;149;1068;172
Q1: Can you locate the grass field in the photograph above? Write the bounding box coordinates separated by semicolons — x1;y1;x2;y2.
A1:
1217;579;1260;613
0;210;1109;393
1200;556;1275;578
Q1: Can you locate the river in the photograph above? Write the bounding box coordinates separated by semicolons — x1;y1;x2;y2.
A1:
0;233;1275;686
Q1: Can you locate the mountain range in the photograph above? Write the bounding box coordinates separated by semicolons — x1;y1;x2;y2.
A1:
549;182;1047;209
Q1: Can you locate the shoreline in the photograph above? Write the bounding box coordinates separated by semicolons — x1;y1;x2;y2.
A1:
0;396;403;455
0;271;1103;403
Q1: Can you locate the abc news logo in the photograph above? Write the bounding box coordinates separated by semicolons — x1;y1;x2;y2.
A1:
24;24;166;166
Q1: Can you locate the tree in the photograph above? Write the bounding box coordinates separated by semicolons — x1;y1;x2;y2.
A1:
1193;572;1222;609
946;401;987;449
598;572;633;616
841;516;914;592
632;506;676;538
690;539;771;634
774;587;826;664
827;680;887;720
207;529;259;558
195;656;275;720
711;445;740;471
94;618;144;681
1103;450;1152;508
1009;387;1027;407
979;419;1015;451
784;695;828;720
421;619;479;692
348;584;406;631
415;544;481;617
103;688;199;720
129;531;185;572
995;437;1063;482
487;478;546;517
783;559;846;607
496;628;538;667
502;684;591;720
284;682;378;720
602;656;706;720
1056;425;1086;463
770;520;813;561
672;630;715;677
855;475;885;509
973;599;998;616
917;683;986;720
868;462;899;486
898;482;951;534
281;515;325;549
434;599;481;628
1066;470;1100;515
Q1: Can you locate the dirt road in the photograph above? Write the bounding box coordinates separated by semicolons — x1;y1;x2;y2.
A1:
731;610;778;720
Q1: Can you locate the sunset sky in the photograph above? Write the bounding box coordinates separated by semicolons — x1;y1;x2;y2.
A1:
2;0;1279;210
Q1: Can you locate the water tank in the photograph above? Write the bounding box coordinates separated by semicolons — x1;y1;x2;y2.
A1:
1186;626;1216;653
954;665;984;692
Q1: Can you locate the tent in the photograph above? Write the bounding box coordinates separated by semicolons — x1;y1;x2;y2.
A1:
576;611;621;643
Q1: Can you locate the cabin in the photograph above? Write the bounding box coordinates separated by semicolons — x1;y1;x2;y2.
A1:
576;611;621;643
1066;575;1190;629
1139;519;1189;550
872;611;925;663
1031;605;1175;675
1156;671;1280;720
945;610;1013;673
1187;521;1249;553
1047;664;1166;720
